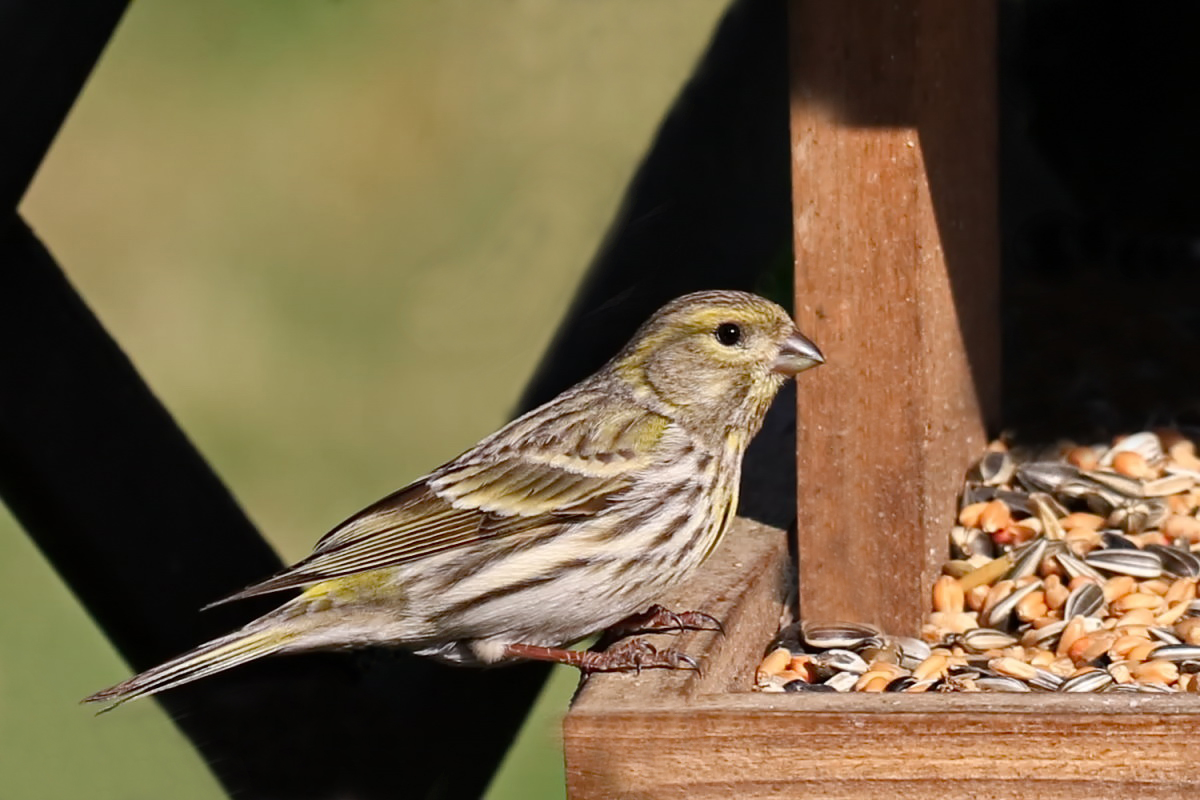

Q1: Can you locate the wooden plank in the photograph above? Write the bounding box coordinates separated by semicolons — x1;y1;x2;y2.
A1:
569;699;1200;799
565;523;1200;800
788;0;1000;634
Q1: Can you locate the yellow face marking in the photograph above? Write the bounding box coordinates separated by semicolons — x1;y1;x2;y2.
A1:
679;306;778;334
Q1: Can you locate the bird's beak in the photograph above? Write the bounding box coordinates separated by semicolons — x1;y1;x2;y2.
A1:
771;329;825;376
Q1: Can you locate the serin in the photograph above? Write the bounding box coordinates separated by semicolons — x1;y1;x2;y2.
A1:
86;289;823;708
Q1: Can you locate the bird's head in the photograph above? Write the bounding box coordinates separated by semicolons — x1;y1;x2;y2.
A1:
610;290;823;437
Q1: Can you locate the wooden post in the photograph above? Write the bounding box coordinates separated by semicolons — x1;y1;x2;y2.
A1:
790;0;1000;634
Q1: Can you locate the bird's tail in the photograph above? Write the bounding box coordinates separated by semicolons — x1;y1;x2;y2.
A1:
82;624;291;712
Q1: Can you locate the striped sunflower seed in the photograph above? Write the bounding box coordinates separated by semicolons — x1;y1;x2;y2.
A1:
1084;548;1164;578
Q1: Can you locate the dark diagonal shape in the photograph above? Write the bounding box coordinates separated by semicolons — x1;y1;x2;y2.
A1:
0;0;794;797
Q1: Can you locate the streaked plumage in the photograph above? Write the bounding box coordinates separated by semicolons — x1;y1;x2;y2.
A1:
85;290;822;707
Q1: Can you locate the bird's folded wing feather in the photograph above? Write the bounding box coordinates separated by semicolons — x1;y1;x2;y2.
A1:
210;400;671;604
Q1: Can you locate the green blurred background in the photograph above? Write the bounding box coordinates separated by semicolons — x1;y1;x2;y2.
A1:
4;1;727;797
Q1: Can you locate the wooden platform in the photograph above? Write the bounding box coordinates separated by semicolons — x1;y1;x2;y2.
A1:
564;520;1200;798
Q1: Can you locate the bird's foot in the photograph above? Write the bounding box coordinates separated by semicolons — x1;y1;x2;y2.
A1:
581;638;700;674
503;638;699;674
609;604;724;637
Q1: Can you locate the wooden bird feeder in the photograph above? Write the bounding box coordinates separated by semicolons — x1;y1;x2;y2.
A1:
563;2;1200;796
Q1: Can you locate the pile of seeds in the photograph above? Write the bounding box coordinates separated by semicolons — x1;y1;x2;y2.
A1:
756;430;1200;693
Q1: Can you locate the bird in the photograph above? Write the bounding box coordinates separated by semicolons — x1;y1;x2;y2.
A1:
84;289;823;709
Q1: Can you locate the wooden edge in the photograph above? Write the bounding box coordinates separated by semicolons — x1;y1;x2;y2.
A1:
568;700;1200;799
581;689;1200;716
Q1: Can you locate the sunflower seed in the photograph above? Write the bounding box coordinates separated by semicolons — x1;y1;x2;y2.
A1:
1099;530;1140;550
1084;548;1164;578
951;525;996;559
947;665;984;680
1165;465;1200;482
768;622;804;653
984;579;1044;629
1029;667;1065;690
1025;619;1068;648
1146;544;1200;578
823;671;860;692
1101;432;1164;466
802;621;881;650
960;627;1019;652
1143;474;1196;496
961;484;997;507
975;675;1032;692
1085;470;1146;499
1007;537;1049;580
1057;550;1107;582
1147;644;1200;663
1151;626;1183;645
1119;682;1176;693
974;450;1016;486
784;679;835;693
994;490;1035;515
1107;500;1169;533
1063;582;1106;619
885;676;918;692
1017;462;1080;494
891;636;931;670
1030;493;1067;540
1084;490;1124;517
1058;670;1114;692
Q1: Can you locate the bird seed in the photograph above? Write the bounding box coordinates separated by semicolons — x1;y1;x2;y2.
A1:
756;429;1200;694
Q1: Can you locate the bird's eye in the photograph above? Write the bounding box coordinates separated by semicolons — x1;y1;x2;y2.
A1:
714;322;742;346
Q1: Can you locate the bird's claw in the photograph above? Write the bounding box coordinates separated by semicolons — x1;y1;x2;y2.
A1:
610;604;725;637
581;637;701;674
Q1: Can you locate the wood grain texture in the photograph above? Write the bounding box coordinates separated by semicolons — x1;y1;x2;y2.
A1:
565;526;1200;800
570;700;1200;800
789;0;1000;634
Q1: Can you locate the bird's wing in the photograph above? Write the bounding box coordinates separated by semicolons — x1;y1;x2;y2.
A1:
210;397;671;604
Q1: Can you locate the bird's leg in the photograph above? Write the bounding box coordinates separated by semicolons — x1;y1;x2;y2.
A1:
503;639;699;674
607;604;725;638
